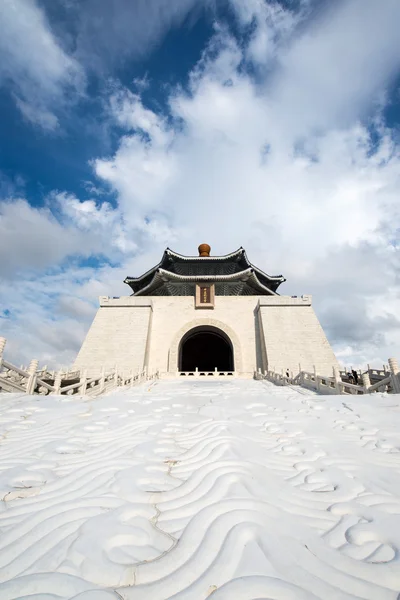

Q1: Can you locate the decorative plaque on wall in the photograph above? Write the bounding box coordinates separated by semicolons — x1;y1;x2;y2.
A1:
195;283;215;309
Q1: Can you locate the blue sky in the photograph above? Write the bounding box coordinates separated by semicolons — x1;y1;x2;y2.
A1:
1;0;400;368
0;1;214;204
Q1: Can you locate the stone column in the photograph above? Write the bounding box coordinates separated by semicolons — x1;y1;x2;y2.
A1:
52;372;62;395
389;358;400;394
99;367;105;392
313;365;320;392
26;359;39;394
362;372;371;393
79;369;88;395
0;337;6;369
332;366;341;394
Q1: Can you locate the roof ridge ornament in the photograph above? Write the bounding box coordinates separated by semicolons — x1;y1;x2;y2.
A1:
198;243;211;257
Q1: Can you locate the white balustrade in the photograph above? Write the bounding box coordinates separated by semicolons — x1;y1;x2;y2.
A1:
0;337;159;399
258;357;400;396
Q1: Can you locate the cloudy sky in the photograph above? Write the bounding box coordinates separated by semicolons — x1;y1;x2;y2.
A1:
1;0;400;369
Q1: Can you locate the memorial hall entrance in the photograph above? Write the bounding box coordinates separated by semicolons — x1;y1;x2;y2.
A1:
179;326;234;372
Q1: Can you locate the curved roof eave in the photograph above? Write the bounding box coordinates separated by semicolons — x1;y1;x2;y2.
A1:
133;268;278;296
157;267;253;281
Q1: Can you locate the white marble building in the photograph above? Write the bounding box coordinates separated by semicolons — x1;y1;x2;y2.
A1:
74;245;339;377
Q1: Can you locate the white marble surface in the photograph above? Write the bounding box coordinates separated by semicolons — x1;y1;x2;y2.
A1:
0;379;399;599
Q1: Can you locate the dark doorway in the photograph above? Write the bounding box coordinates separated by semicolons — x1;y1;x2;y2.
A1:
179;327;234;372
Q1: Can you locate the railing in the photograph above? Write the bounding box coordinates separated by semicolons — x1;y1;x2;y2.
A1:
339;365;390;386
178;369;236;377
0;337;158;398
365;367;388;380
255;359;400;395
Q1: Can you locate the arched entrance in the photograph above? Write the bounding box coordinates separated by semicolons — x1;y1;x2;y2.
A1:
179;326;234;372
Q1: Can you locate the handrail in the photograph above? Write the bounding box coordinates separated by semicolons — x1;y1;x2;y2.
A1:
0;376;26;393
366;376;392;393
36;379;55;392
255;359;400;396
0;337;159;399
59;381;81;394
2;360;30;379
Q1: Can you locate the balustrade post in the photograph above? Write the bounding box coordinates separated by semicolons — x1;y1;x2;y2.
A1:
79;369;88;395
100;367;106;392
362;372;371;393
114;365;119;387
388;358;400;393
0;336;6;369
26;359;39;394
52;371;62;395
313;365;320;392
332;366;341;394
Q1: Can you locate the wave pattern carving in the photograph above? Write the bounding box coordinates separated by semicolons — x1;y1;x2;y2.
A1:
0;381;399;599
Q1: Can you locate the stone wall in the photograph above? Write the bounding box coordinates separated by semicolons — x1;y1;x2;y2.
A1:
73;297;152;374
257;296;339;374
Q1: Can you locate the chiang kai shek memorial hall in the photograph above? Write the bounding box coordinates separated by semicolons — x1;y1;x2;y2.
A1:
74;244;339;378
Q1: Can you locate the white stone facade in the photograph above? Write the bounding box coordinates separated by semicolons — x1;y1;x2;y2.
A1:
73;294;339;377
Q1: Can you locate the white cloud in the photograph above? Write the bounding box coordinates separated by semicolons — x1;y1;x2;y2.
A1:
270;0;400;135
58;192;116;229
0;191;137;279
14;97;60;131
0;199;86;276
0;0;85;129
228;0;304;64
95;90;177;222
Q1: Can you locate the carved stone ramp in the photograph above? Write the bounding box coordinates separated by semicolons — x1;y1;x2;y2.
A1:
0;379;399;599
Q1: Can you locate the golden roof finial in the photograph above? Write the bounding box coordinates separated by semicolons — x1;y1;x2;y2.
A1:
198;243;211;257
